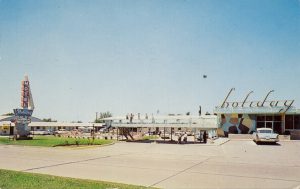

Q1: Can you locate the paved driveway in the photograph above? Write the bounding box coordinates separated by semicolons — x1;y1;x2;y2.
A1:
0;140;300;189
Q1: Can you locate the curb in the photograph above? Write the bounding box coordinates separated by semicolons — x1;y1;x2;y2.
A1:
217;139;230;145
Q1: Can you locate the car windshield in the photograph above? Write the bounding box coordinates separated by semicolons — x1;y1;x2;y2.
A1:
258;130;272;133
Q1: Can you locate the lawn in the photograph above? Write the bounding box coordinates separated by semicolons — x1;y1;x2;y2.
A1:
0;136;114;147
0;169;153;189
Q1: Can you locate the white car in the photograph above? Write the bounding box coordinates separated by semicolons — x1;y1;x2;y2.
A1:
99;128;109;133
160;131;170;139
54;129;68;135
30;130;51;135
253;128;279;144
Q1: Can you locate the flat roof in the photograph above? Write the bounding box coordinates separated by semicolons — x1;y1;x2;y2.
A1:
102;114;217;121
106;115;218;129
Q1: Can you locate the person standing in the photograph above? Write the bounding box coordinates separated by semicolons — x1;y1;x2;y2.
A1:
130;113;133;123
203;130;207;143
178;134;182;144
183;132;188;143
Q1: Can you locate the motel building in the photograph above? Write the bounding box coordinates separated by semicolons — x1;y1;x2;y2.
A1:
214;89;300;138
104;89;300;139
0;115;104;135
1;83;300;139
102;114;218;139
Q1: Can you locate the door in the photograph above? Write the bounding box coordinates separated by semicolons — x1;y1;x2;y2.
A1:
273;122;282;134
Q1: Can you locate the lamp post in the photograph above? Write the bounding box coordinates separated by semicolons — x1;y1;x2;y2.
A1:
92;124;95;142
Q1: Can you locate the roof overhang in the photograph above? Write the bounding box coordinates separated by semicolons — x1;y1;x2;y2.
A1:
214;106;297;114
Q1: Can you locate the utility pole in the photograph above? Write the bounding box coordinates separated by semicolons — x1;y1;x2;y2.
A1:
92;124;95;141
96;112;98;122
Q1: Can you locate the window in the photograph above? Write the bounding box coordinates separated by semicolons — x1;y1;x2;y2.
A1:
274;116;281;122
266;116;273;121
265;122;272;129
273;122;282;134
257;116;265;122
294;115;300;129
257;122;265;128
285;115;294;130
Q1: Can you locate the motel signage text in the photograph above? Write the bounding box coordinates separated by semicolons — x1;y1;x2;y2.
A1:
220;88;294;113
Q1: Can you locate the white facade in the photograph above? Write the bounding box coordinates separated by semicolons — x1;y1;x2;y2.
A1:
0;115;104;135
103;114;218;129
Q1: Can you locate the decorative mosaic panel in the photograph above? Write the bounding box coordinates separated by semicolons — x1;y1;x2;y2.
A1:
218;114;256;136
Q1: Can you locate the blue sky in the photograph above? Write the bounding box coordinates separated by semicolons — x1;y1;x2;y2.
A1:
0;0;299;122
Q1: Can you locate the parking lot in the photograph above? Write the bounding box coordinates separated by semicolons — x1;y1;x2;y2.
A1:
0;139;300;189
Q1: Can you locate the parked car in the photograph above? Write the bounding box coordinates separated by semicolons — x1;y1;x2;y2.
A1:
253;128;279;144
99;128;109;133
30;130;51;135
54;129;68;135
174;131;184;136
160;131;170;139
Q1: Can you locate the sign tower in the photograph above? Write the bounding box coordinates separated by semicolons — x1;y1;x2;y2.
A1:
12;75;34;139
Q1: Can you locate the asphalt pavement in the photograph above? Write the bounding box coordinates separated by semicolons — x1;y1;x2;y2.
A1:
0;139;300;189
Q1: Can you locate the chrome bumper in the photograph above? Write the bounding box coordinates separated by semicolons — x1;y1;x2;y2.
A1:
257;138;279;142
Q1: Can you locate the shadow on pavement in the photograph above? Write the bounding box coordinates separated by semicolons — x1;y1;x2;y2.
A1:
255;142;281;146
122;139;208;144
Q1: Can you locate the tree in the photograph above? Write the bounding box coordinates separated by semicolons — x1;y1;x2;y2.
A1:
71;121;82;123
42;118;57;122
95;111;112;123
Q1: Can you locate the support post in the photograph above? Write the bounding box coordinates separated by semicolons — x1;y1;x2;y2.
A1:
117;127;119;141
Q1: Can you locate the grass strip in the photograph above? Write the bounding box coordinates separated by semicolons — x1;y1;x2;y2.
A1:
0;169;153;189
0;136;114;147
